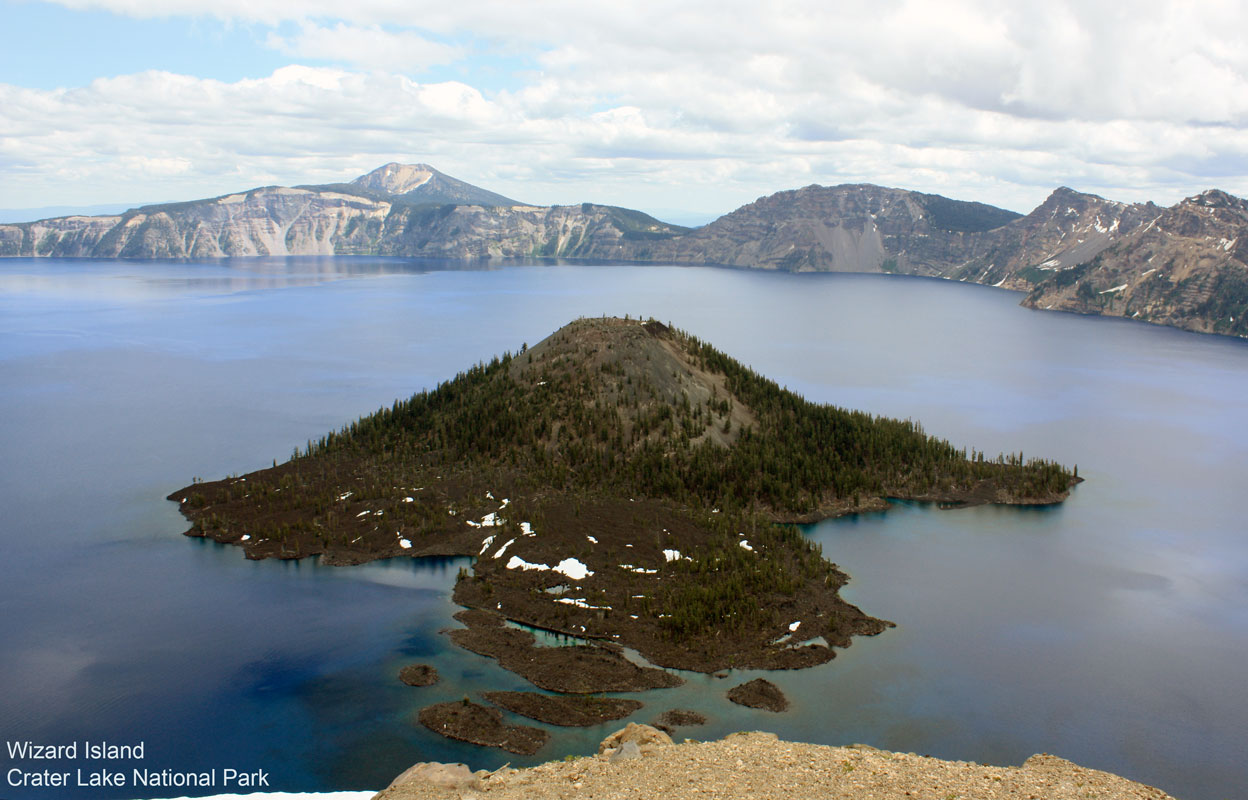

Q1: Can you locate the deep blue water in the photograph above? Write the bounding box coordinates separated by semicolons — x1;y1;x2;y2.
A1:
1;257;1245;799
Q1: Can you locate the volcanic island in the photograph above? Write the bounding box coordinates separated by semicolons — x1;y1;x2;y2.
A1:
169;316;1079;748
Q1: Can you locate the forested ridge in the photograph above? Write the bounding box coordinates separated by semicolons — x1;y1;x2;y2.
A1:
296;316;1074;514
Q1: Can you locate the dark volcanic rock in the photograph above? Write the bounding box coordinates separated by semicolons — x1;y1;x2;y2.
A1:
449;610;683;694
398;664;439;687
418;700;549;755
482;691;642;727
727;678;789;712
654;709;708;730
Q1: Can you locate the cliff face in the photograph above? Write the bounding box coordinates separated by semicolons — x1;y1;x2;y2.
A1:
631;184;1021;274
1021;190;1248;337
4;164;1246;338
0;178;685;261
954;187;1160;289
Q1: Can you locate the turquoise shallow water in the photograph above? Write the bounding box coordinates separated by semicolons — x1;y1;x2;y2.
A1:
1;257;1245;799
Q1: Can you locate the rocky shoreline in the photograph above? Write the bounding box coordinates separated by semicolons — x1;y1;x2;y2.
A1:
376;727;1178;800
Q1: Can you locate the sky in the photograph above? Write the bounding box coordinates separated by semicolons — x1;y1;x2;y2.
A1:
2;0;1247;224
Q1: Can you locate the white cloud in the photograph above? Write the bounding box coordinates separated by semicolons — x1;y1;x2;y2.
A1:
265;23;463;73
6;1;1248;216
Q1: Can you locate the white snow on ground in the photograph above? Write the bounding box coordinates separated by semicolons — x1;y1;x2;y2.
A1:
402;496;414;503
479;534;496;555
493;538;517;559
1040;258;1061;268
587;535;598;544
739;540;754;551
663;549;682;562
506;555;551;571
486;491;494;500
789;620;802;632
338;492;353;501
553;558;594;580
465;520;481;528
480;512;501;526
355;510;370;517
240;535;250;541
499;498;510;508
1141;268;1157;277
448;509;456;515
1099;284;1128;294
555;597;611;610
520;522;535;536
399;538;412;549
619;564;658;574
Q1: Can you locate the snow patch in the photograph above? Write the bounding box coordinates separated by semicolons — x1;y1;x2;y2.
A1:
355;510;370;518
554;558;594;580
399;538;412;549
739;540;754;552
240;535;250;542
1099;284;1128;294
663;549;682;562
520;521;535;536
402;496;414;503
788;620;802;632
506;556;551;572
587;535;598;544
493;538;517;559
555;597;610;610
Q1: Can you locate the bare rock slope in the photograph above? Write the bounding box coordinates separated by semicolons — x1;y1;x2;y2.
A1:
375;730;1177;800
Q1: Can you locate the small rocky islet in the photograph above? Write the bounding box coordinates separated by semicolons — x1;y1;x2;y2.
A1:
169;316;1079;748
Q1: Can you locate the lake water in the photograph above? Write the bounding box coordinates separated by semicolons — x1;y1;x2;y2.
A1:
1;257;1245;800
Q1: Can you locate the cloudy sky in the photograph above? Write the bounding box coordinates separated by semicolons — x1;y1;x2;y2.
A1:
2;0;1247;223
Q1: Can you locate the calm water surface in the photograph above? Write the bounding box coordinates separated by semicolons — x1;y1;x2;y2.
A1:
1;257;1245;799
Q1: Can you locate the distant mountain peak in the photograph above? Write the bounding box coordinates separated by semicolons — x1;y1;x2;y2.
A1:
351;163;437;196
338;162;521;207
1183;189;1246;211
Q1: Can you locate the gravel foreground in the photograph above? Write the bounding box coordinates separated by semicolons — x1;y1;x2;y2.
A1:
374;730;1178;800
